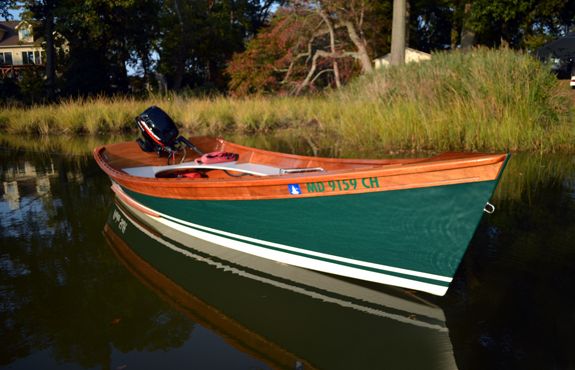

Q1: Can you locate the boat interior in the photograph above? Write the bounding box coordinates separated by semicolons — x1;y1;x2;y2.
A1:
98;136;492;180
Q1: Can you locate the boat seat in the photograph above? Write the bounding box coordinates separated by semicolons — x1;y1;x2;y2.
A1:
123;161;282;177
123;162;325;178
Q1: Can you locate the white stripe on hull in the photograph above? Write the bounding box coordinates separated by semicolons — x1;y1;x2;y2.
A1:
153;213;449;296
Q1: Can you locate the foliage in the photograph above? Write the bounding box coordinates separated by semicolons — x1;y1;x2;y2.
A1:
0;71;45;106
57;0;162;95
16;67;45;103
2;0;575;102
226;8;320;95
7;0;278;98
408;0;454;52
0;77;21;105
155;0;275;92
227;1;381;96
468;0;575;48
17;0;308;97
2;49;574;153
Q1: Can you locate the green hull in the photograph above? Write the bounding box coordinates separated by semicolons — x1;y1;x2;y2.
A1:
120;179;499;296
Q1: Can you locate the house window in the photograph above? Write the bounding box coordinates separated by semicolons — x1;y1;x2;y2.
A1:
22;51;32;64
22;51;41;64
18;27;31;41
0;52;13;65
21;51;42;65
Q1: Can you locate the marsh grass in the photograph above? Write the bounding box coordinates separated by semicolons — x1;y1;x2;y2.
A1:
333;48;574;153
1;48;573;152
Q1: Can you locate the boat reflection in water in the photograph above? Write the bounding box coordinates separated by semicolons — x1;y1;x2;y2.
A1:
104;200;458;370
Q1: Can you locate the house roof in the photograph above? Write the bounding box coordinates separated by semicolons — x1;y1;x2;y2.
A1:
0;20;41;48
0;21;19;47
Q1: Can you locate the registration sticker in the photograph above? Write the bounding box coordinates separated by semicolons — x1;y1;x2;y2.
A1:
288;184;302;195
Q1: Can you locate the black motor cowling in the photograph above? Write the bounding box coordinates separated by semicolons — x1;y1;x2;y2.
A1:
135;106;203;164
136;106;180;153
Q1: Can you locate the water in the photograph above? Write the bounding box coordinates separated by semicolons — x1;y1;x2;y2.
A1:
1;136;575;370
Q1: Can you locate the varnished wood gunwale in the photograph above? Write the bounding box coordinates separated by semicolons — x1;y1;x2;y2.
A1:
94;136;509;201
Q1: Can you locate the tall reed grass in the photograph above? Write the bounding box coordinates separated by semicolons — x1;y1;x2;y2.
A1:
331;48;573;153
0;48;572;152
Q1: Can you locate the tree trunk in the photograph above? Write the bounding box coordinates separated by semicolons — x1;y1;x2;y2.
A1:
172;0;186;90
44;1;56;101
450;19;459;49
139;48;151;92
460;2;475;51
344;21;373;73
390;0;406;66
318;10;341;88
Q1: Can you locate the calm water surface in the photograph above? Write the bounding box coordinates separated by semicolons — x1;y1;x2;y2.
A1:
1;136;575;370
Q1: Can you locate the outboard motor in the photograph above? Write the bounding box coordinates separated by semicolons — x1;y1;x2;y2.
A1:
136;106;180;153
136;106;203;162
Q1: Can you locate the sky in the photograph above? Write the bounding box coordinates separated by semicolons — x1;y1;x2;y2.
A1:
1;6;22;21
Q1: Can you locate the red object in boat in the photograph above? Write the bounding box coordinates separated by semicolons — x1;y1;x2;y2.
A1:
195;151;239;165
182;172;203;178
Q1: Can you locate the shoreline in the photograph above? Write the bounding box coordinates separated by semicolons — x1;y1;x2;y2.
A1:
1;49;573;153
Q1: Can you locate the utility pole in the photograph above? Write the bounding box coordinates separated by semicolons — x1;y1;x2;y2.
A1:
390;0;406;66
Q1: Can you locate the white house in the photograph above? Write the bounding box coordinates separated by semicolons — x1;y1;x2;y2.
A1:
374;48;432;69
0;20;44;78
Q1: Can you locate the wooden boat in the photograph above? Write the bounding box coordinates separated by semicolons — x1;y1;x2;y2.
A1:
94;107;510;296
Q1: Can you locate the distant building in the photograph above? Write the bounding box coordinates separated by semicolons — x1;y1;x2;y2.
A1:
374;48;432;69
0;20;44;78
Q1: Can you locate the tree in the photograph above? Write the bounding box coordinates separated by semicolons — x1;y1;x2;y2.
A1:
315;0;375;74
65;0;162;95
22;0;57;100
407;0;575;52
227;8;316;95
21;0;163;96
407;0;454;52
13;0;280;98
465;0;575;49
227;0;383;96
156;0;279;92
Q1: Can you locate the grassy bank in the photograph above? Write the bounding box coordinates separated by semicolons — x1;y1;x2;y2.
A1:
336;48;574;153
0;48;573;153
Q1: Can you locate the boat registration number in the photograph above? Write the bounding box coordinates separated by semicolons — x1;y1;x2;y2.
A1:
290;177;380;195
112;209;128;233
